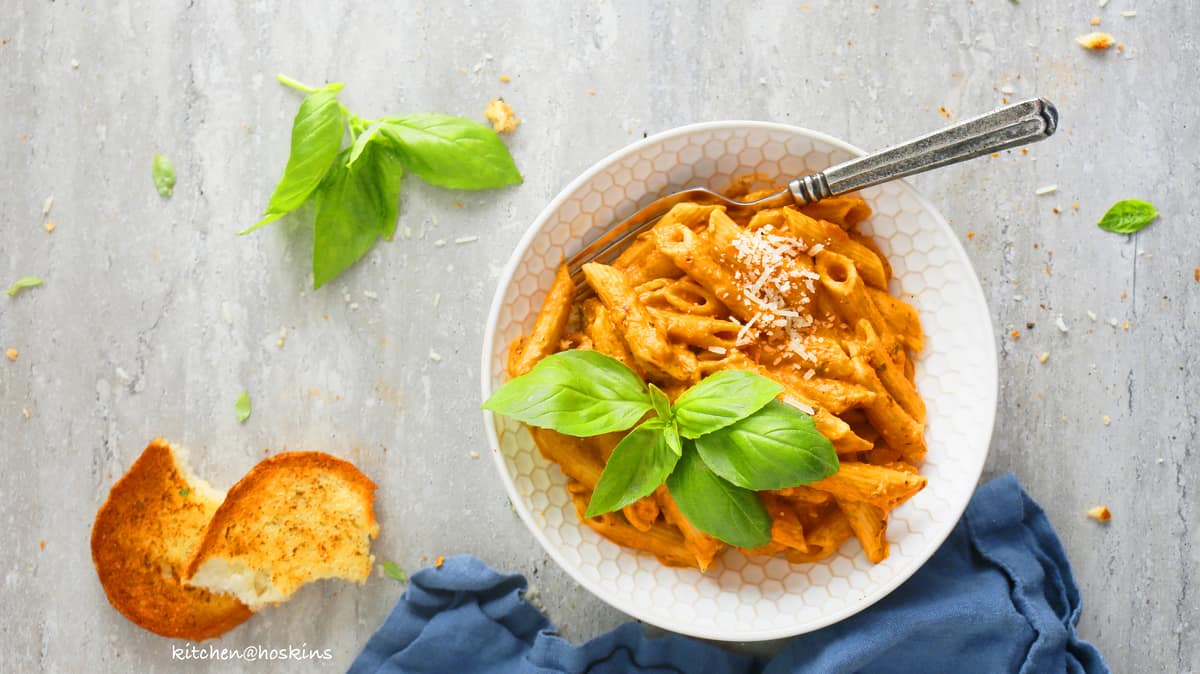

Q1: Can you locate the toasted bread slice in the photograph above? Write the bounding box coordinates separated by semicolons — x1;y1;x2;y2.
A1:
91;439;253;641
184;452;379;609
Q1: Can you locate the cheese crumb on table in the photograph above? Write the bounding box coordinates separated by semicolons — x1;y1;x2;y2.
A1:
1038;352;1050;364
1102;415;1111;426
5;348;18;362
484;98;521;133
1076;32;1115;50
435;555;445;569
469;451;480;459
44;220;56;233
1087;505;1112;522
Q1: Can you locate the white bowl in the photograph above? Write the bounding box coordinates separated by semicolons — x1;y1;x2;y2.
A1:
480;121;997;641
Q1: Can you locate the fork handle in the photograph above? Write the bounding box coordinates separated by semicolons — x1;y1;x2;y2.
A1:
789;98;1058;204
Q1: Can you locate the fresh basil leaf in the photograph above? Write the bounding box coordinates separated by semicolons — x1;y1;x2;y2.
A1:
379;113;521;190
482;350;651;436
585;418;679;517
1097;199;1158;234
382;560;407;582
242;85;346;234
235;391;251;423
648;384;672;421
347;121;385;168
311;144;405;288
666;442;771;548
5;276;43;296
693;399;838;490
152;153;176;197
647;384;681;455
673;370;783;439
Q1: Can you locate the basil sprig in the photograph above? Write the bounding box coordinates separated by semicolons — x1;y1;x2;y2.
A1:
483;351;838;547
242;74;522;288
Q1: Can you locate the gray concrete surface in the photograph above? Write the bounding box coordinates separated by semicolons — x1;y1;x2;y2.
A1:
2;1;1196;671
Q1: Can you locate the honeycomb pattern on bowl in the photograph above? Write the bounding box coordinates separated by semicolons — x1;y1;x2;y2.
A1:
484;122;996;641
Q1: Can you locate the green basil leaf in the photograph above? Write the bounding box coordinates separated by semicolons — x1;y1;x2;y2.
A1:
693;399;838;490
379;113;521;190
673;370;783;438
311;144;404;288
347;121;385;168
648;383;672;422
585;418;679;517
381;560;407;582
242;85;346;234
152;153;176;197
235;391;251;423
665;442;771;548
5;276;43;296
482;350;651;436
1097;199;1158;234
647;384;681;455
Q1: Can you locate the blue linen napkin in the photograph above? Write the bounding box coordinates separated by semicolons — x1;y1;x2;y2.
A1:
349;473;1109;673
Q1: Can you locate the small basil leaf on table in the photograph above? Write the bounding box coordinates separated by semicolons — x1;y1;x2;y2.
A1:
235;391;252;423
1096;199;1158;234
152;154;176;197
693;399;838;490
243;84;346;234
666;442;772;549
673;369;783;438
5;276;44;296
586;418;679;517
380;114;522;189
312;144;405;289
482;350;652;436
381;560;407;582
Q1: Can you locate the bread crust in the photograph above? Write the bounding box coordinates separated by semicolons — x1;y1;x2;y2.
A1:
184;451;379;602
90;439;252;641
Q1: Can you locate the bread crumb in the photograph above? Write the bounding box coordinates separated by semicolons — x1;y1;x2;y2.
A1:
1102;415;1111;426
1121;321;1130;330
5;347;17;361
484;98;520;134
1087;505;1111;522
44;220;56;233
454;201;464;209
1010;330;1021;340
587;87;596;96
966;231;975;239
1076;32;1115;50
39;540;45;550
1090;16;1101;26
938;105;952;119
1072;202;1080;211
435;555;445;569
499;75;511;83
469;451;480;459
1193;266;1199;282
1038;352;1050;364
21;407;30;418
1052;206;1061;214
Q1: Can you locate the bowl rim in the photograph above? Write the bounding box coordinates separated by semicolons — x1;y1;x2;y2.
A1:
479;119;997;641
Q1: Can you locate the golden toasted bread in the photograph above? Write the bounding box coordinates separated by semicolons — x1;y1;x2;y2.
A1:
184;452;379;609
90;439;253;641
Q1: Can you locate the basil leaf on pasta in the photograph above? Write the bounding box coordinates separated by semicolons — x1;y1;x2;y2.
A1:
693;400;838;490
648;383;682;456
585;419;679;518
673;369;783;438
483;350;651;436
665;442;771;549
1096;199;1158;235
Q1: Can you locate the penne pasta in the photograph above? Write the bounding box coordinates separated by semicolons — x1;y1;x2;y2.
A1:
506;181;928;574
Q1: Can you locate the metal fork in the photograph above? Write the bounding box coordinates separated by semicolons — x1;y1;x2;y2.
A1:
567;97;1058;288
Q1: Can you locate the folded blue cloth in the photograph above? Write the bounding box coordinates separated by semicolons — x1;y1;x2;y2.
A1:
350;474;1108;674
